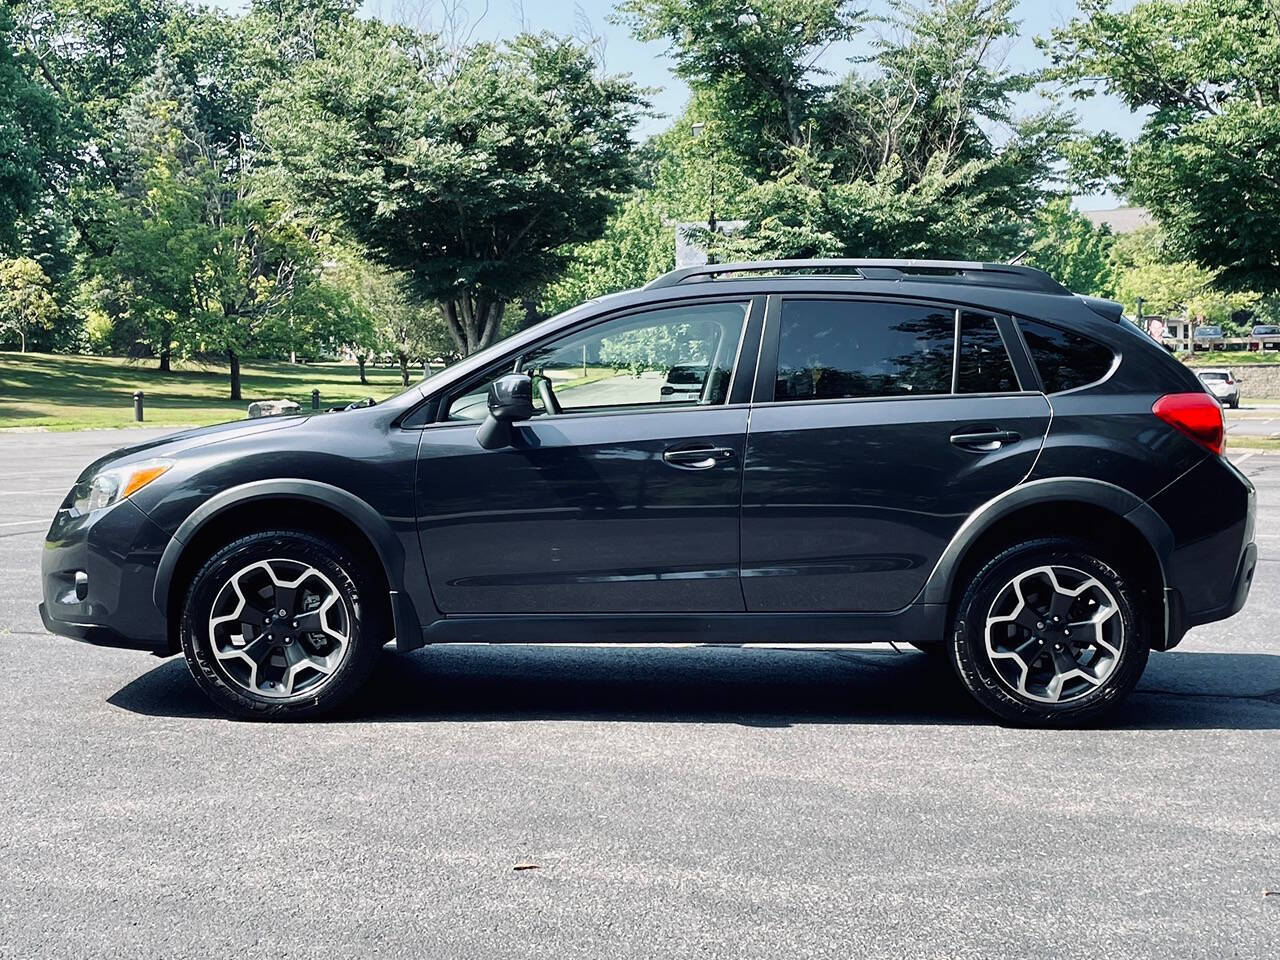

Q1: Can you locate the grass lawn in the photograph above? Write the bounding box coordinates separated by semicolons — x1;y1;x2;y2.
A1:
1181;351;1280;365
0;352;413;430
1229;436;1280;452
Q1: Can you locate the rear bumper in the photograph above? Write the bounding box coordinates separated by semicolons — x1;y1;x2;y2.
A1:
40;498;171;654
1147;455;1256;647
1191;539;1257;627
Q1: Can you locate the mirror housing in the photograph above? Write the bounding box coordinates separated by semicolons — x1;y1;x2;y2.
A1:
476;373;534;450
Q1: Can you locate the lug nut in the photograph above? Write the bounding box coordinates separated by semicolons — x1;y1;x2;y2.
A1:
278;609;287;617
1037;621;1044;630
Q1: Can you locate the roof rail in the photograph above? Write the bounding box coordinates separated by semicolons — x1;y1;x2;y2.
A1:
643;258;1069;295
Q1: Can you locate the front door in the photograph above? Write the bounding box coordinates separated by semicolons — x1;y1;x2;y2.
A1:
740;296;1052;612
417;299;759;614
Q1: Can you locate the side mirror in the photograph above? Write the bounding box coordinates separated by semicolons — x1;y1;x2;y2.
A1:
476;373;534;450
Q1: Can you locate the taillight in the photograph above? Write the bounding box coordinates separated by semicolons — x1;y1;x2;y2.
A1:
1153;392;1225;455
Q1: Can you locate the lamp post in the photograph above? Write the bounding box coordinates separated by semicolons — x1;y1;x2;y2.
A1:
690;121;717;263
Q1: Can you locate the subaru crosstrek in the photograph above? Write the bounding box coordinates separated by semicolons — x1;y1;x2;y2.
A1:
40;259;1257;725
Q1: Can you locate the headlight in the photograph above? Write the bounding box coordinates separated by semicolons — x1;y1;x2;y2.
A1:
70;458;173;516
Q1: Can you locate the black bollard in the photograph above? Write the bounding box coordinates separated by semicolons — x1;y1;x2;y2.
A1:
133;390;144;422
311;389;320;411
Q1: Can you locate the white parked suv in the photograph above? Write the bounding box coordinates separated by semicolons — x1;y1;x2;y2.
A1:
1197;368;1240;408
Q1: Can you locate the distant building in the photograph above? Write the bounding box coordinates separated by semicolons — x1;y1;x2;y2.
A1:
1081;206;1153;234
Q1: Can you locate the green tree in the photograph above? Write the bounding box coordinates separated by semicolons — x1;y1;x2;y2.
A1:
540;198;674;315
1045;0;1280;292
1110;227;1258;334
98;52;321;397
0;5;60;253
617;0;864;173
629;0;1071;262
1026;199;1116;296
0;256;58;351
260;23;645;356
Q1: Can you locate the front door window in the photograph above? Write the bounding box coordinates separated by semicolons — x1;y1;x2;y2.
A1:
446;301;749;420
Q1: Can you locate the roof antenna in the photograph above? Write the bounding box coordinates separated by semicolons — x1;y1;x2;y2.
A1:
1008;249;1029;265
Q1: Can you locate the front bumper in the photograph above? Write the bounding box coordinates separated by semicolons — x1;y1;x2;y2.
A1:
40;497;172;654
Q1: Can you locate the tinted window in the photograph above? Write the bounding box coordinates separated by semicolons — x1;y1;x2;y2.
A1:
1017;318;1115;394
446;301;748;420
775;300;954;401
1199;372;1228;382
957;313;1019;393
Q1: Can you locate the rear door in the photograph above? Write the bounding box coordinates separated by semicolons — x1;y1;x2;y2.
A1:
740;296;1051;612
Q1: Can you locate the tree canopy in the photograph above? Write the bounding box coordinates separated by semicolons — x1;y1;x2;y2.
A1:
3;0;1279;372
261;23;646;355
1045;0;1280;292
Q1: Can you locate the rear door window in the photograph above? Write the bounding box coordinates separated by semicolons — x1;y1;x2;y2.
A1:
1017;318;1115;393
774;299;954;401
957;313;1019;393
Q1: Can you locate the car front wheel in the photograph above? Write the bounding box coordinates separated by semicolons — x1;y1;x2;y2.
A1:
949;538;1149;726
179;530;385;719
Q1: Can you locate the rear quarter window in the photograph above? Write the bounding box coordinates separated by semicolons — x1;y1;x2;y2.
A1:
1017;318;1115;394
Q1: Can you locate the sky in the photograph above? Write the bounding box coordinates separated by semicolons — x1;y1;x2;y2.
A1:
215;0;1138;209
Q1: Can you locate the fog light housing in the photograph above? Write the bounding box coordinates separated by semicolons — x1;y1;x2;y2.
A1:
74;570;89;602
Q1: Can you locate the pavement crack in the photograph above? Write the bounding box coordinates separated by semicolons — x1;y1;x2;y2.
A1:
1136;686;1280;706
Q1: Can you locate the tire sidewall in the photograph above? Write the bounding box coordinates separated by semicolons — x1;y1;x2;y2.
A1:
950;538;1150;726
180;531;380;719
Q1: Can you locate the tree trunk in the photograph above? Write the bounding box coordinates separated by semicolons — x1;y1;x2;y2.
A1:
440;295;506;356
228;348;242;401
357;355;368;385
158;348;171;372
18;331;25;353
398;351;409;387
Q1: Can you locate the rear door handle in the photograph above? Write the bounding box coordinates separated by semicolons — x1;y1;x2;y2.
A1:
662;445;736;470
949;428;1021;452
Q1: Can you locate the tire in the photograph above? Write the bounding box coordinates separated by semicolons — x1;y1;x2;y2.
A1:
948;537;1149;726
180;530;386;720
1230;398;1239;409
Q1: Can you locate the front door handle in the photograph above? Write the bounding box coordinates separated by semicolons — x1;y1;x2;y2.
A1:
662;445;736;470
949;428;1021;452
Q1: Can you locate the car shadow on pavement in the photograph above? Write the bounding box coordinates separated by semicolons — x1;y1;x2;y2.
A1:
108;644;1280;729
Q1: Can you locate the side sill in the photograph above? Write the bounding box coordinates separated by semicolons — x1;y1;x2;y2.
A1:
417;605;948;647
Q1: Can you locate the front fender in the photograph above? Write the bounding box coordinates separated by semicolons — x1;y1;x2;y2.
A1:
151;478;424;649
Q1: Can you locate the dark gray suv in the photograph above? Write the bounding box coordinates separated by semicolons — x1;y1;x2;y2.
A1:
40;259;1257;725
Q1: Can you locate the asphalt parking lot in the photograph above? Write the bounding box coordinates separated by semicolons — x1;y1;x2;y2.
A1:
1;429;1277;959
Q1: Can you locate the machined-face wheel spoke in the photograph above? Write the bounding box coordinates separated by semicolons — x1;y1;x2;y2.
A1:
207;558;352;700
984;564;1124;705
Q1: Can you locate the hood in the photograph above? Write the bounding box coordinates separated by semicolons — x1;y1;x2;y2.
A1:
76;415;306;481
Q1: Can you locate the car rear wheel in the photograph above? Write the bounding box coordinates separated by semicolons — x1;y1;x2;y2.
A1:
179;530;385;719
949;538;1149;726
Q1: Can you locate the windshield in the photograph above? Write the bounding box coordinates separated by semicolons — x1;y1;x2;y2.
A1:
1254;326;1279;335
1196;326;1222;336
1199;372;1229;381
